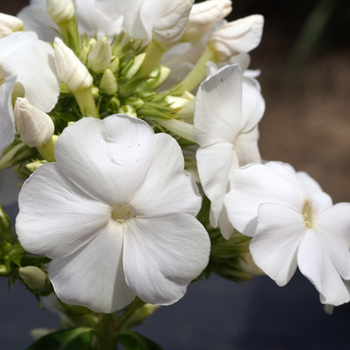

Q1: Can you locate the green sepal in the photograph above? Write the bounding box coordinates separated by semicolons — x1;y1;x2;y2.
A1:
117;330;163;350
27;327;93;350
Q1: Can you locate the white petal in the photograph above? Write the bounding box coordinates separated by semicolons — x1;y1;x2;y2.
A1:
0;76;16;156
49;220;135;313
152;0;194;47
298;230;350;306
251;203;306;285
197;142;237;226
16;163;111;259
18;3;59;42
55;115;155;205
218;205;235;239
130;133;201;217
209;15;264;61
194;64;242;145
123;214;210;305
76;0;123;39
315;203;350;279
0;32;59;112
225;162;304;236
241;77;265;132
234;126;261;166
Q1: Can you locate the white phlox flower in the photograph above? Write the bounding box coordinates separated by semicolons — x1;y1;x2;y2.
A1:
16;114;210;313
193;64;265;239
225;161;350;306
18;0;123;41
0;32;59;112
96;0;194;45
0;32;59;155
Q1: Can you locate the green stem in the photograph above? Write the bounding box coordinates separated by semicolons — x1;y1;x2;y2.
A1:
74;88;99;118
115;298;145;331
59;18;81;55
95;314;117;350
137;40;165;78
170;45;217;95
37;137;57;162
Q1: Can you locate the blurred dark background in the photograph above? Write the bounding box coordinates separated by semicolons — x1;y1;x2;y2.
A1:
1;1;350;349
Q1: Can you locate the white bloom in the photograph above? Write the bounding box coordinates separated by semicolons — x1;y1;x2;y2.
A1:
0;13;23;38
0;31;59;112
54;37;93;92
19;266;47;290
183;0;232;43
18;0;123;41
209;15;264;61
194;64;265;238
14;98;55;148
96;0;194;44
225;161;350;306
16;115;210;313
46;0;75;24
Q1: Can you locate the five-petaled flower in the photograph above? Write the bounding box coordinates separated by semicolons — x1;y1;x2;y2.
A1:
16;114;210;313
225;161;350;306
193;64;265;239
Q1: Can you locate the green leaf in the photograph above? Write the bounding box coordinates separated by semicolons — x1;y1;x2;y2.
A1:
27;327;93;350
118;331;163;350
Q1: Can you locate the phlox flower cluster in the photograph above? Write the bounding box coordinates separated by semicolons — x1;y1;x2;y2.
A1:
0;2;348;344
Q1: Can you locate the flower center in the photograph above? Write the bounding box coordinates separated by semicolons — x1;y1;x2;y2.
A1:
111;204;134;223
302;200;313;229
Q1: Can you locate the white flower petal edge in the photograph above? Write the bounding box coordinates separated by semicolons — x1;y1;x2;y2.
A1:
0;76;16;156
16;114;210;312
225;161;350;306
0;31;59;113
194;64;264;236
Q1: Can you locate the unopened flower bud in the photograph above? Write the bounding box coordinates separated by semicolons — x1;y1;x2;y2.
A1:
26;159;48;172
46;0;75;24
183;0;232;43
87;37;112;73
166;91;195;120
0;13;23;38
100;69;118;95
239;252;264;277
123;53;146;79
109;57;120;74
19;266;47;290
209;14;264;61
152;0;194;48
118;105;137;118
14;98;54;148
54;37;93;92
141;65;170;90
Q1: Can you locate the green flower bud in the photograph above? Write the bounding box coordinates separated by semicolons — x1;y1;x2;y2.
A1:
109;57;120;74
26;160;48;172
19;266;47;290
88;37;112;73
123;53;146;79
166;91;195;120
100;69;118;95
118;105;137;118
